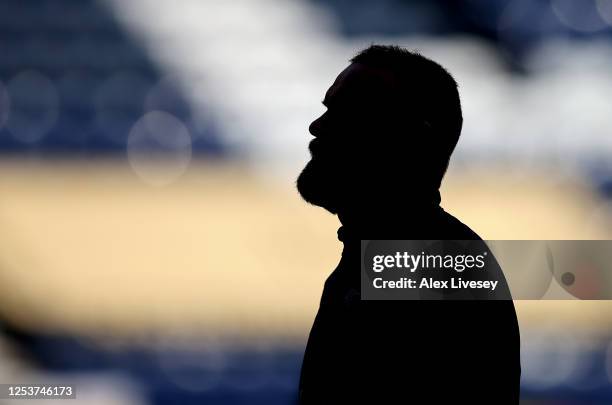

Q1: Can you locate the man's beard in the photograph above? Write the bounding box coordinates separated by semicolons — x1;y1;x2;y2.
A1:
296;158;340;214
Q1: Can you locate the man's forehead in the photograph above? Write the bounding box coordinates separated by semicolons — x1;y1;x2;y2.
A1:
324;62;397;105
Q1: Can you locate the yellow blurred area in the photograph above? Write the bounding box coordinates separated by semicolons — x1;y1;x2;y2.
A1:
0;159;611;340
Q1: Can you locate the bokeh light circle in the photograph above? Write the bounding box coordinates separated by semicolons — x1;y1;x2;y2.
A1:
596;0;612;25
127;111;192;186
551;0;609;32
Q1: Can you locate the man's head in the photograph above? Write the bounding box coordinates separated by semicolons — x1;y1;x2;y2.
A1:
297;45;463;215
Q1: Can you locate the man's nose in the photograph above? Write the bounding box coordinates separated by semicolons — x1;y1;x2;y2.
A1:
309;114;324;138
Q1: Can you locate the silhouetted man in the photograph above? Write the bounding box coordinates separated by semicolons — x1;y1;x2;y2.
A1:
296;45;521;404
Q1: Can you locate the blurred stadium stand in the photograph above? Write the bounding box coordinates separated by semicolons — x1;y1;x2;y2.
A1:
0;0;224;155
311;0;612;68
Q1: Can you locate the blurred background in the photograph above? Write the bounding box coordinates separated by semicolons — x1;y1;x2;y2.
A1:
0;0;611;403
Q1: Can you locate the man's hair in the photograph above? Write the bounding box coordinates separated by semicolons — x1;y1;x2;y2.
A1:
351;45;463;184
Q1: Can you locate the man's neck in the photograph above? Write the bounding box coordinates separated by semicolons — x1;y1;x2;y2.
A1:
336;189;443;242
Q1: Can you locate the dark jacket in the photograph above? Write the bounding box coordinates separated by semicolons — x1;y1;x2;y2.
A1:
298;202;521;404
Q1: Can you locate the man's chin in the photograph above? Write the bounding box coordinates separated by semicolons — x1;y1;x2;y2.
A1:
296;160;338;214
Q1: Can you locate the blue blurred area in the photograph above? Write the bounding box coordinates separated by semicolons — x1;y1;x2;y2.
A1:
4;323;612;404
310;0;612;70
2;0;612;158
0;0;225;155
2;323;301;405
